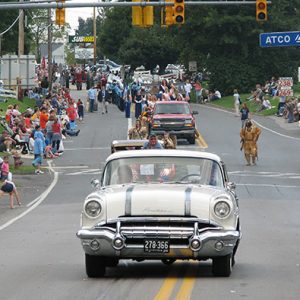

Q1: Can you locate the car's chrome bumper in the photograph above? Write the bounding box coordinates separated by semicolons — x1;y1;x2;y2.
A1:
77;221;240;259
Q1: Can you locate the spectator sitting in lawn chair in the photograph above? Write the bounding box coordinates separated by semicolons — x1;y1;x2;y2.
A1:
257;98;272;112
0;130;16;152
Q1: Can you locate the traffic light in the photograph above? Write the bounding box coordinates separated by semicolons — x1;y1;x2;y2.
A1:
256;0;267;22
132;0;143;26
165;0;174;26
143;4;154;27
55;0;65;26
132;0;153;27
174;0;185;24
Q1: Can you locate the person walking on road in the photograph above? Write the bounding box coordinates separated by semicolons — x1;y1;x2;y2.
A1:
98;85;109;114
240;102;250;128
233;89;240;117
87;86;97;113
240;119;261;166
32;125;45;174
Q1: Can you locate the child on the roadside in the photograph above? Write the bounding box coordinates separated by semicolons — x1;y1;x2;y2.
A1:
0;180;21;209
44;145;59;159
77;99;84;121
0;156;11;181
32;125;45;174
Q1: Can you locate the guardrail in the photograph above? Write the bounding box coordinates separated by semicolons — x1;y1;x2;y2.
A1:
0;88;17;99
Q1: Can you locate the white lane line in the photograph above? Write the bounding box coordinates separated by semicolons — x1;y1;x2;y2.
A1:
202;105;300;141
65;169;101;176
252;119;300;141
51;165;89;169
0;161;59;231
127;117;132;140
64;147;110;151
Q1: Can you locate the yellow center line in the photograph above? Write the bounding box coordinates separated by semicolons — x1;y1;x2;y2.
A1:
175;263;198;300
154;265;181;300
195;129;208;149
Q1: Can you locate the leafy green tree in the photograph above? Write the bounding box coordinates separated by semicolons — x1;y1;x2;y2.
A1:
0;1;19;55
98;7;131;62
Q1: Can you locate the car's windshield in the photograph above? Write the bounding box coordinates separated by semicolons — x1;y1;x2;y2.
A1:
154;104;190;115
102;156;224;187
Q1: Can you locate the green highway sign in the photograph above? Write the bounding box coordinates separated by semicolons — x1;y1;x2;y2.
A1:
68;36;94;43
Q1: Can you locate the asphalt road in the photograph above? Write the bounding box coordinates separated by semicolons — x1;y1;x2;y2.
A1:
0;90;300;300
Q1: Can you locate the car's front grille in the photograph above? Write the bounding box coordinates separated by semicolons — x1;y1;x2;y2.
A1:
159;119;186;129
95;218;218;241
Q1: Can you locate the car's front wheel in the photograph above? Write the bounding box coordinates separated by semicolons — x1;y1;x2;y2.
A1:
85;254;106;278
212;254;232;277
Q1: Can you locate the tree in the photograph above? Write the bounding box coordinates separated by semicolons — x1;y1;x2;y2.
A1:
0;1;19;55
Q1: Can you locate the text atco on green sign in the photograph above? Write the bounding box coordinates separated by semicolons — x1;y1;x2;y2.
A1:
68;36;94;43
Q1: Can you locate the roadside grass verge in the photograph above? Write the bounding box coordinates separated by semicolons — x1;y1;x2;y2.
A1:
0;97;36;114
193;82;300;116
10;165;35;175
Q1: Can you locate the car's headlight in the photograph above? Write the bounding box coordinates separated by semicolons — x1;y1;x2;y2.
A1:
153;120;161;126
184;119;193;126
85;200;102;218
214;201;231;218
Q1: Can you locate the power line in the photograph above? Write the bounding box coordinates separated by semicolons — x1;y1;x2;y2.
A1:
0;12;21;36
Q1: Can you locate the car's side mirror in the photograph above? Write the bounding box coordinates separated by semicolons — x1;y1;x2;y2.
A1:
192;111;199;115
91;179;100;189
227;182;236;191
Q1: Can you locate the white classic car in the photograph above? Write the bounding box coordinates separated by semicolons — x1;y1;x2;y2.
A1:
77;150;241;277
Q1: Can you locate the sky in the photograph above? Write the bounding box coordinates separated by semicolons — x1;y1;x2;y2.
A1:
65;0;100;34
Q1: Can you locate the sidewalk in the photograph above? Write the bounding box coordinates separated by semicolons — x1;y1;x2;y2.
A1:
268;115;300;132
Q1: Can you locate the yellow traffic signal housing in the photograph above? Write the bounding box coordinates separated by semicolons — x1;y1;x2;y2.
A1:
256;0;267;21
55;0;65;26
165;0;174;26
143;5;154;27
132;0;153;27
174;0;185;24
132;0;143;26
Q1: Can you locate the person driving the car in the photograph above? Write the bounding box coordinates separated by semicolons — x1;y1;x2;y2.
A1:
117;165;133;184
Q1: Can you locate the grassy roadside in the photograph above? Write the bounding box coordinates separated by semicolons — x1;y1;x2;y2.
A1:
0;152;36;174
0;97;36;134
0;97;36;113
190;82;300;116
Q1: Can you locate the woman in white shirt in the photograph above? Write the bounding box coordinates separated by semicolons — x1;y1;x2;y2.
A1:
233;89;240;116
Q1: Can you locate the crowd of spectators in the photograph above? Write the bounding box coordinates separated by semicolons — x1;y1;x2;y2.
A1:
0;83;83;182
245;77;300;124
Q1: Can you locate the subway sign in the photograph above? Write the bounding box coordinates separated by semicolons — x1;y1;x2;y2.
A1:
68;36;94;43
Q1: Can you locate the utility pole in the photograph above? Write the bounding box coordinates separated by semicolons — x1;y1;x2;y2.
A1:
48;8;52;90
18;0;24;56
93;7;97;65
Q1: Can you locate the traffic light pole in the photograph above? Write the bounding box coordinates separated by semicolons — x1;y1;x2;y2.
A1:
0;1;272;10
47;8;52;90
18;0;24;56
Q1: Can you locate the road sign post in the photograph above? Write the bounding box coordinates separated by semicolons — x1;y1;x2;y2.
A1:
260;31;300;48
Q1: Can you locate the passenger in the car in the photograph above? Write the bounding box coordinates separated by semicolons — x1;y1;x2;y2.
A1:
117;165;133;184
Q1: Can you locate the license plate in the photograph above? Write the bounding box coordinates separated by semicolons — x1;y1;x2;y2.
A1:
144;239;170;253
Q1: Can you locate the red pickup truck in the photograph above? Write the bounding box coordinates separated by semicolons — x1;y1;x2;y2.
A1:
150;101;198;144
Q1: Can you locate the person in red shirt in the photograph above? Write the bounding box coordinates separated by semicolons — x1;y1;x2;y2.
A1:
194;81;203;104
66;101;77;131
39;107;49;130
51;117;62;153
24;114;32;131
66;103;77;122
